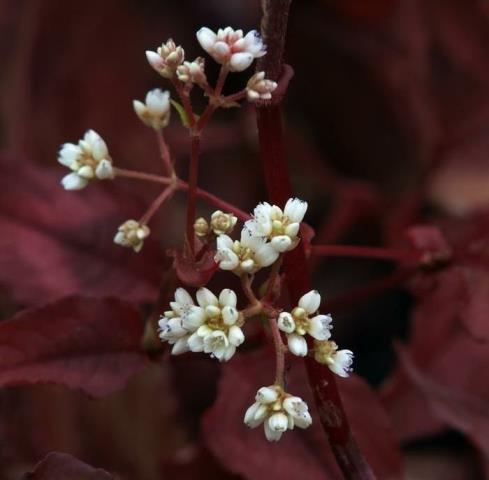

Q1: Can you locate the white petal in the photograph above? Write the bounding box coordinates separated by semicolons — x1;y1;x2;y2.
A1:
222;344;236;361
146;50;164;70
271;235;292;252
255;243;279;267
95;159;114;179
277;312;295;334
215;249;239;271
284;198;308;223
182;306;206;330
175;287;194;307
77;165;95;179
197;325;213;337
61;173;88;190
264;421;283;442
171;337;189;355
244;402;264;428
216;234;233;250
91;136;109;161
308;314;333;341
196;27;217;52
285;222;300;238
287;334;308;357
298;290;321;315
330;350;354;378
268;412;288;432
221;305;238;325
228;326;244;346
187;332;204;352
219;288;237;308
255;386;278;404
229;52;254;71
243;30;265;57
196;287;219;307
133;99;146;117
58;143;81;166
146;88;169;115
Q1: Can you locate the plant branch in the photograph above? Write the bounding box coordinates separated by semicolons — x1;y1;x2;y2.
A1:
155;130;174;176
139;186;176;225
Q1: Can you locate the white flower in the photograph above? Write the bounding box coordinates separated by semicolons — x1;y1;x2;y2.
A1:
210;210;237;235
133;89;171;130
146;39;185;78
113;219;150;253
58;129;114;190
176;57;207;85
246;71;277;101
215;227;279;274
277;290;332;357
245;198;308;252
158;288;195;355
314;340;354;378
244;385;312;442
196;26;266;72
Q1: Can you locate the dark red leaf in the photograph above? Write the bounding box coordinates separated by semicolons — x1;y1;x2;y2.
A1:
23;452;114;479
0;157;163;305
0;296;148;396
202;350;401;480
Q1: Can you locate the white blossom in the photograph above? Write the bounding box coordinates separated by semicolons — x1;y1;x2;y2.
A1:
246;71;277;101
133;89;171;130
158;288;195;355
210;210;237;235
244;385;312;442
277;290;332;357
113;219;150;253
146;39;185;78
215;227;278;274
245;198;308;252
176;57;207;86
196;26;266;72
58;130;114;190
314;340;354;378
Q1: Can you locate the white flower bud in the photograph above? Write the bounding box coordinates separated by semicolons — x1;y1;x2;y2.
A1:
308;314;332;341
256;386;279;404
176;57;207;85
113;219;150;252
196;287;219;308
298;290;321;315
246;71;277;101
146;39;185;78
287;333;308;357
133;89;171;130
277;312;296;334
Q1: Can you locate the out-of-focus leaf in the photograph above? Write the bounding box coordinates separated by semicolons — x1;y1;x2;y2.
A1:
0;296;148;396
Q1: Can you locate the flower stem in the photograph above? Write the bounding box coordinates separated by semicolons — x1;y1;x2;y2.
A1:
256;1;376;478
155;130;174;176
269;316;286;388
139;186;175;225
114;167;171;185
185;134;200;256
311;244;422;264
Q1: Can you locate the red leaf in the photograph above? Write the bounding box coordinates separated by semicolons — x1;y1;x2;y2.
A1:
23;452;114;479
0;296;148;396
0;158;163;305
170;246;218;288
202;350;401;480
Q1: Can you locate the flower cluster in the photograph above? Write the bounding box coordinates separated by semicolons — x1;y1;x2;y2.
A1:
314;340;354;378
244;386;312;442
113;220;150;253
133;89;171;130
159;287;244;361
58;130;114;190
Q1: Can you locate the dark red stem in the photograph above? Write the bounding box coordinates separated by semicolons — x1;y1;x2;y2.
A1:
256;2;375;479
186;134;200;255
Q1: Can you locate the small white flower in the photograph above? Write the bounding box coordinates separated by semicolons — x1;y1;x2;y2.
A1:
196;26;266;72
245;198;308;252
133;89;171;130
146;39;185;78
113;219;150;253
176;57;207;86
277;290;332;357
58;129;114;190
210;210;237;235
314;340;354;378
244;385;312;442
215;227;279;274
246;71;277;101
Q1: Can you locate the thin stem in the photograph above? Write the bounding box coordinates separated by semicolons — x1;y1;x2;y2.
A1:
139;186;175;225
268;316;286;387
155;130;174;176
241;274;259;306
222;90;247;104
186;135;201;255
114;167;250;221
173;80;196;128
264;254;283;300
311;245;421;264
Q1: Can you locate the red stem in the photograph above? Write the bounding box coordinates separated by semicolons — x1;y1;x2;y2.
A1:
156;131;174;175
311;244;421;264
139;186;175;225
256;2;375;478
268;317;286;387
185;134;200;255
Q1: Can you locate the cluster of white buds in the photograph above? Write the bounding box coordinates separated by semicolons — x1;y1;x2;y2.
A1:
146;39;185;78
133;89;171;130
244;385;312;442
246;72;278;101
277;290;332;357
113;220;150;253
314;340;354;378
58;130;114;190
246;198;308;252
176;57;207;86
194;210;238;238
159;287;244;361
196;27;266;72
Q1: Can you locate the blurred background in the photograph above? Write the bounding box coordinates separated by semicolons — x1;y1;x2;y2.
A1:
1;0;489;478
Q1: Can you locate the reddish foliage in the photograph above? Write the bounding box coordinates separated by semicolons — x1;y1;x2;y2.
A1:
0;157;163;306
0;296;147;396
202;350;402;480
169;245;219;288
22;452;114;480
